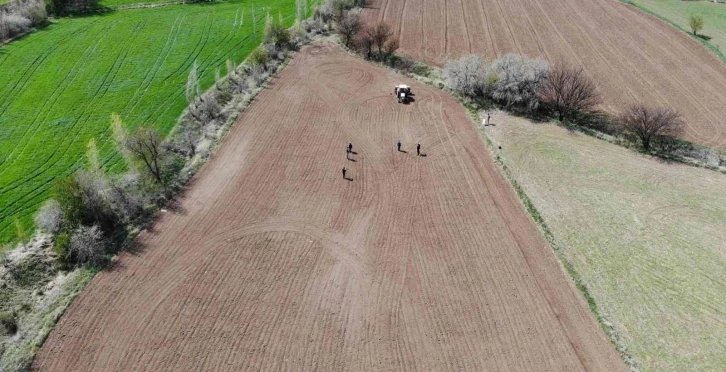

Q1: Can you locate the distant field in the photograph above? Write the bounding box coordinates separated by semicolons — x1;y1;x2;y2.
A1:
629;0;726;56
0;0;301;246
486;115;726;371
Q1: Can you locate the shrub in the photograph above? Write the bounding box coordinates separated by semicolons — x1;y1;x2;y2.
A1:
53;232;71;263
53;176;86;229
539;63;601;121
35;199;63;234
395;56;415;73
265;18;291;48
619;105;684;151
69;225;105;265
0;311;18;335
0;14;31;40
491;54;549;112
249;47;269;69
107;174;147;223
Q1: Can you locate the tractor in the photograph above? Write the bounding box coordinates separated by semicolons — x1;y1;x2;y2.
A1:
394;84;411;104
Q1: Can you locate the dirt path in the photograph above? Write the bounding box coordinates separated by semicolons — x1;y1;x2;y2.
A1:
363;0;726;149
33;44;625;371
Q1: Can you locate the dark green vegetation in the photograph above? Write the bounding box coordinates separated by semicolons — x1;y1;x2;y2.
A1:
0;0;303;246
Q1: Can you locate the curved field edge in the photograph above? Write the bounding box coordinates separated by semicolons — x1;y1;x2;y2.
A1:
619;0;726;65
475;116;639;370
482;116;725;371
0;0;304;247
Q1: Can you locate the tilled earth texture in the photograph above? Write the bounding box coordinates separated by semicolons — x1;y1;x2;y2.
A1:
33;44;625;372
363;0;726;149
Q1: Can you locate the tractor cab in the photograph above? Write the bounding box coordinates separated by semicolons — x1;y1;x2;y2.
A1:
394;84;411;104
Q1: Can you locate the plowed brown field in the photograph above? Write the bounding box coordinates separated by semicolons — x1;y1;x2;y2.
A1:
363;0;726;149
33;44;625;371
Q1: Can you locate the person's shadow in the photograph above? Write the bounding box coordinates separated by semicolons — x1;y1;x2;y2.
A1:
344;177;353;181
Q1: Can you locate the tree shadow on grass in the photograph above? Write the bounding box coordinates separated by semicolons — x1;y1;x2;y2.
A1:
696;34;712;41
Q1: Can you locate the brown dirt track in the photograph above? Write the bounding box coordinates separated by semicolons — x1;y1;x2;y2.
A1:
33;44;625;371
363;0;726;149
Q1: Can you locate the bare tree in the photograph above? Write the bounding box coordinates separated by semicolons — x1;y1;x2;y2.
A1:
69;224;105;265
35;199;63;234
356;26;375;59
539;64;601;121
125;127;166;186
370;22;393;58
384;38;399;57
619;105;684;151
337;10;361;48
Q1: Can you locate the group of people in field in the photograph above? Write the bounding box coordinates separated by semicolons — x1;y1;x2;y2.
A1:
342;141;422;180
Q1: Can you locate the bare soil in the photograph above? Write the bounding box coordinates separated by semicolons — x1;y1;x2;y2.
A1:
32;44;625;371
363;0;726;149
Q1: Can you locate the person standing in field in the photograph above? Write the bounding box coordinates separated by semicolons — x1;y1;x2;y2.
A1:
342;166;347;179
416;143;421;156
348;143;353;153
397;140;402;152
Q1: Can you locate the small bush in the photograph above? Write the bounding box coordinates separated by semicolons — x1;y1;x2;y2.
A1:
265;19;291;48
69;225;105;265
0;311;18;335
0;14;31;40
34;199;63;234
53;232;71;263
395;56;415;73
249;47;269;69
